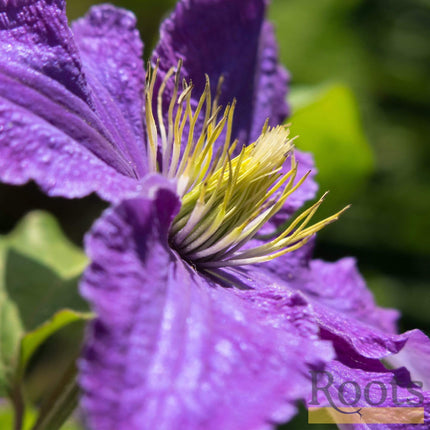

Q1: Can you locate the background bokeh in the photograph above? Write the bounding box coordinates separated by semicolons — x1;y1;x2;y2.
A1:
0;0;429;428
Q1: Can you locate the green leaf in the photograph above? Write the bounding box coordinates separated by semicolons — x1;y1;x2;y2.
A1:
0;403;13;428
0;297;23;394
289;84;374;215
0;402;83;430
4;211;87;279
0;402;38;430
18;310;92;380
0;211;88;396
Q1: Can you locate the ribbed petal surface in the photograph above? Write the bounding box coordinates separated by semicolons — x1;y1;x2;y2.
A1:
0;98;139;200
72;5;147;178
387;330;430;391
261;252;399;336
0;1;145;199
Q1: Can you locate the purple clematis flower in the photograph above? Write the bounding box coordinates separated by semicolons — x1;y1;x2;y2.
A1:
1;1;430;429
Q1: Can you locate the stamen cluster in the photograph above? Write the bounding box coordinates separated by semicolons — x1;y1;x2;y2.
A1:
145;61;347;272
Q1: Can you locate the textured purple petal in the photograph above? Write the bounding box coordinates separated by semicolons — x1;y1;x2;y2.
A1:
0;0;144;199
229;242;401;360
0;59;134;176
72;5;147;177
262;253;399;334
303;258;399;334
0;0;91;104
80;179;334;430
388;330;430;391
0;100;139;200
153;0;286;146
240;262;405;362
249;21;289;140
300;263;413;365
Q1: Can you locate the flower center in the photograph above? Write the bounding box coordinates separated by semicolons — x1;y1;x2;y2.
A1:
145;61;347;272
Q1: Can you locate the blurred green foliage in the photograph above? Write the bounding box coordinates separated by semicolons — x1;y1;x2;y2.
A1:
0;404;81;430
0;213;89;429
19;309;91;381
0;212;86;394
289;83;374;215
0;404;37;430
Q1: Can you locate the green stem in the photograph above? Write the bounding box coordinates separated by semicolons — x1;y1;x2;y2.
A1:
31;361;79;430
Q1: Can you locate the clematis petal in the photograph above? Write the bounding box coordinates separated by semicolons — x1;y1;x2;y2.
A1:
301;258;399;334
262;252;399;333
80;178;334;430
152;0;290;144
0;0;142;199
72;5;147;177
387;330;430;391
242;262;408;363
154;0;271;145
0;0;91;104
0;100;139;199
249;21;289;141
